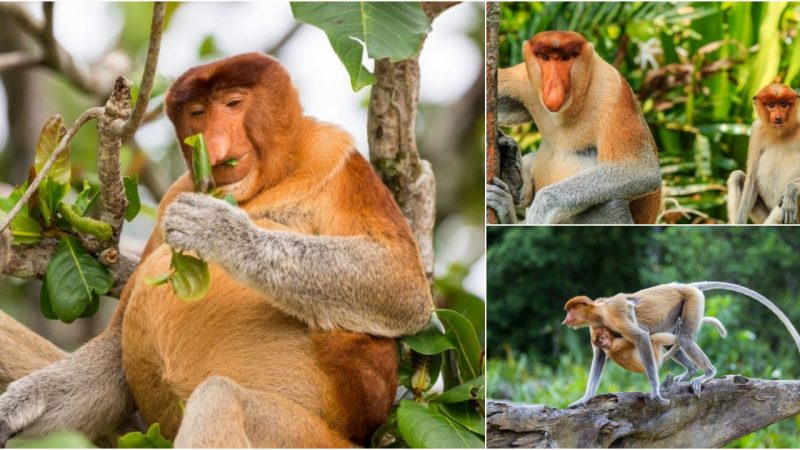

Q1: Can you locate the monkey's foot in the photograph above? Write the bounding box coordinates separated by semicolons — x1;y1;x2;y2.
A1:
567;397;588;408
650;394;669;405
675;371;694;383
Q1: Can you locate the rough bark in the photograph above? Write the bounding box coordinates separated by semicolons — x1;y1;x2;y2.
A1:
367;2;457;283
485;2;500;224
487;375;800;448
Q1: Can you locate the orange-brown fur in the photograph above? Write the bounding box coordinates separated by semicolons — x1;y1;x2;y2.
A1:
118;53;431;446
498;31;661;223
591;326;676;373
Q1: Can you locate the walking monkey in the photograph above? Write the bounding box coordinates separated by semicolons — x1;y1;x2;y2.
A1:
0;53;433;447
728;83;800;224
591;316;727;373
563;282;800;406
487;31;662;224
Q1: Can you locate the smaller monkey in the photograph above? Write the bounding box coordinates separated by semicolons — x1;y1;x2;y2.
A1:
591;316;726;374
728;83;800;224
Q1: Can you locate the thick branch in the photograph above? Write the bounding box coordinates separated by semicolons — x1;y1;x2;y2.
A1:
367;3;456;283
0;51;41;72
487;376;800;448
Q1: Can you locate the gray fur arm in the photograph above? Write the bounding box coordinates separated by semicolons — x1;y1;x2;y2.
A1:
526;161;661;224
780;179;800;224
570;345;606;407
164;193;432;337
0;329;135;445
630;330;668;404
486;178;518;224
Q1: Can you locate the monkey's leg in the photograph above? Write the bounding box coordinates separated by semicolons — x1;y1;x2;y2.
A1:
569;346;607;407
629;330;669;405
174;376;353;448
0;310;65;391
571;199;634;224
668;349;698;383
0;322;136;446
764;206;784;224
677;290;717;395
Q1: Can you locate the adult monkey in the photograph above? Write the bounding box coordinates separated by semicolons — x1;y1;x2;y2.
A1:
487;31;662;224
728;83;800;224
0;53;433;447
563;281;800;406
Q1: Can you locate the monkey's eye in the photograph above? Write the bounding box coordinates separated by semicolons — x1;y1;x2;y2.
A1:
541;54;550;62
190;109;205;117
561;54;570;62
226;99;242;108
767;103;776;110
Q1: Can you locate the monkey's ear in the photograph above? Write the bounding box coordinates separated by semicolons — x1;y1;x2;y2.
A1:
498;64;534;126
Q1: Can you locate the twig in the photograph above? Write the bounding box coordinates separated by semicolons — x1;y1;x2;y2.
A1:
123;2;166;141
0;107;103;234
266;23;302;56
0;51;41;72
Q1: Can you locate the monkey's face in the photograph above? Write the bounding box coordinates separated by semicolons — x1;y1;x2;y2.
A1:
562;296;594;328
524;31;588;113
592;328;612;349
754;84;799;130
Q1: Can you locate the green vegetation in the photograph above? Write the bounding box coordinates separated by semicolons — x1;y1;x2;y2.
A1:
499;2;800;223
487;227;800;447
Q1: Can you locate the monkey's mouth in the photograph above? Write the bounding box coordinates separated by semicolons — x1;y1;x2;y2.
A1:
212;151;255;186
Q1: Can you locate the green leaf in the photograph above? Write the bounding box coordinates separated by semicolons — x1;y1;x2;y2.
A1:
38;177;69;227
436;310;483;382
73;181;99;216
0;184;42;244
222;194;238;207
439;402;485;436
432;376;485;404
80;294;101;319
402;325;456;355
45;236;113;323
184;134;214;193
39;277;57;320
118;423;173;448
291;2;431;91
58;203;113;241
198;34;219;58
15;430;95;448
396;400;483;448
145;273;170;286
124;175;141;222
168;250;210;301
34;115;71;184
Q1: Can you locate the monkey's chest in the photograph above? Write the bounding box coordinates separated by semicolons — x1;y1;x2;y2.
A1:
532;143;598;189
757;146;800;208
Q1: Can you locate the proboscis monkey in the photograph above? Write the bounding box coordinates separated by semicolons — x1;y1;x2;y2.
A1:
728;83;800;224
487;31;662;224
592;316;727;374
0;53;434;447
563;281;800;406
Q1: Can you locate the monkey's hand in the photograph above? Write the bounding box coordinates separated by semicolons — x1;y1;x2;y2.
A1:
486;178;518;224
164;193;251;263
780;184;798;224
497;130;524;205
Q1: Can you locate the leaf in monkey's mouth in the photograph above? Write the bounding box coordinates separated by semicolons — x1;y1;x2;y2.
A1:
224;158;238;167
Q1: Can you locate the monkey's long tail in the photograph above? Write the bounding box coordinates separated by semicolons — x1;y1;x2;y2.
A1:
690;281;800;355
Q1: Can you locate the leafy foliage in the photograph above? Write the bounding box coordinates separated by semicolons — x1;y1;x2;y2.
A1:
118;423;173;448
291;2;431;91
499;2;800;223
374;308;485;448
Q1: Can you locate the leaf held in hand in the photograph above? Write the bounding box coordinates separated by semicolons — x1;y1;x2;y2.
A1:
184;133;214;193
168;250;210;301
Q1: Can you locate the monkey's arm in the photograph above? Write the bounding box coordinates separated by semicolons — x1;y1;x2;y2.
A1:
525;159;660;224
0;320;135;445
735;137;762;224
779;177;800;224
163;194;432;337
569;345;607;407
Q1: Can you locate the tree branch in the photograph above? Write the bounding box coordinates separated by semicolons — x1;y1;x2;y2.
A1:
487;376;800;448
122;2;165;141
0;51;41;72
367;2;456;283
485;2;500;225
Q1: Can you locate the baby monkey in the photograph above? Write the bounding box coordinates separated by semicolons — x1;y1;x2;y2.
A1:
591;316;727;373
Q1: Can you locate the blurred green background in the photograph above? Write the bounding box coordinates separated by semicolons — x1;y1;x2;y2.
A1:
487;227;800;447
499;2;800;224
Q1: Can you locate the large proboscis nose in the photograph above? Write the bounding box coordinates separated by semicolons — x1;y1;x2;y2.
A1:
541;63;569;112
203;132;232;166
543;85;567;112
